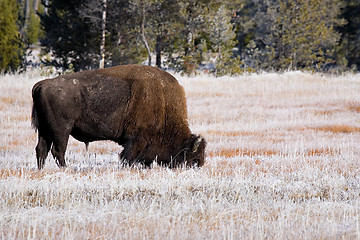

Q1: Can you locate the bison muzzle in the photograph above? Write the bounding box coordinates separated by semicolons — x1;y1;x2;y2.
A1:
32;65;206;169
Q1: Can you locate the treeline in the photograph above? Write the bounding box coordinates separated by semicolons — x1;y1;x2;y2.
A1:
0;0;41;72
1;0;359;75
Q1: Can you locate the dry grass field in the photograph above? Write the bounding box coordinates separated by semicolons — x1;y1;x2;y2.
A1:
0;70;359;239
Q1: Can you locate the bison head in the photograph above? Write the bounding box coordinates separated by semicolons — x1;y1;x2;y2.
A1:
171;134;207;168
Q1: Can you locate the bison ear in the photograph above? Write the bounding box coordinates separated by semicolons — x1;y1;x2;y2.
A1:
192;136;203;153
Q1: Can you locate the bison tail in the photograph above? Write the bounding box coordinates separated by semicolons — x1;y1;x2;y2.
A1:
31;82;42;132
31;104;39;132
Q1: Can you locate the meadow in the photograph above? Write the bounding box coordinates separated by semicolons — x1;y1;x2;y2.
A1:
0;70;359;239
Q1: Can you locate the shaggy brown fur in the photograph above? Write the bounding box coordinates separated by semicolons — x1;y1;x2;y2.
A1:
32;65;206;169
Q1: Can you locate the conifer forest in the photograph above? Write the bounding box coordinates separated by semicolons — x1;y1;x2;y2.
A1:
1;0;359;74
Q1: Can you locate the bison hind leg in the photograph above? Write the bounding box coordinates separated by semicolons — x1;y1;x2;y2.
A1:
36;133;52;170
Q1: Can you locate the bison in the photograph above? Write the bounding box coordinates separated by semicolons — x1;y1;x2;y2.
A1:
32;65;206;169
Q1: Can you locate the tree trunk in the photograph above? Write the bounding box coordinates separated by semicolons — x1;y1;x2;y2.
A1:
24;0;30;30
185;30;193;56
33;0;39;11
141;5;151;66
99;0;107;69
155;35;161;68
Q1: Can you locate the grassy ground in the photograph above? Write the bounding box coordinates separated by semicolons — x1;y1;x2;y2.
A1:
0;70;359;239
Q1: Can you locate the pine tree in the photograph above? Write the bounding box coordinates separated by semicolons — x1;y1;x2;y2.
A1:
80;0;108;69
235;0;344;71
337;0;360;70
39;0;98;71
232;0;276;70
0;0;25;72
271;0;343;71
128;0;154;66
108;0;148;66
25;3;43;45
151;0;181;68
164;0;208;74
208;5;240;76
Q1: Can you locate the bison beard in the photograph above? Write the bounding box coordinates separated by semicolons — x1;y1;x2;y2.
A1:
31;65;206;169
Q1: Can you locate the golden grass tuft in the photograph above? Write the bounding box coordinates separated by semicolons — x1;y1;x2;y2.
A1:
306;148;340;156
206;130;254;137
0;168;63;180
209;148;279;158
0;96;16;105
313;125;360;133
348;104;360;113
313;109;343;116
190;92;228;98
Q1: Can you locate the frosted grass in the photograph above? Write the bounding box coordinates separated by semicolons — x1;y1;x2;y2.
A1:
0;70;359;239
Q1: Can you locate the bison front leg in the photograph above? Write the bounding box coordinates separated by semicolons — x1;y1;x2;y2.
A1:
120;138;148;167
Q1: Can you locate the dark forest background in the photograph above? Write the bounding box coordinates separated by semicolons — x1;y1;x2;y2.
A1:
1;0;359;75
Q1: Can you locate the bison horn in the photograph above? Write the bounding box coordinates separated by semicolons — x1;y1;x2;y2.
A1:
192;136;202;153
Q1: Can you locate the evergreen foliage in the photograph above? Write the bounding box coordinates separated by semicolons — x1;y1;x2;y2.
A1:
271;0;343;71
235;0;344;71
39;0;99;71
107;0;146;66
337;0;360;70
0;0;25;72
1;0;359;74
25;1;43;45
208;5;241;76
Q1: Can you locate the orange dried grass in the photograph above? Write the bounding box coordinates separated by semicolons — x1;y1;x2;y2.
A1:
0;167;169;182
209;148;279;158
313;109;343;116
0;168;63;180
189;92;228;98
210;146;343;159
0;96;16;105
206;130;254;137
313;125;360;133
293;125;360;134
306;148;340;156
348;104;360;113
